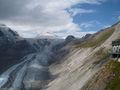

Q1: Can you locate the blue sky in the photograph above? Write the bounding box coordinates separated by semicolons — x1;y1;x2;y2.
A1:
72;0;120;32
0;0;120;38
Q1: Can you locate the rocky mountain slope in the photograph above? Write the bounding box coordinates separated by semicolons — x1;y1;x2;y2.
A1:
0;24;35;73
0;21;120;90
46;21;120;90
0;24;64;74
0;24;67;90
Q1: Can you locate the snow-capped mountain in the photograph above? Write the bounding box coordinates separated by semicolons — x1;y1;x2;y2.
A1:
36;32;60;39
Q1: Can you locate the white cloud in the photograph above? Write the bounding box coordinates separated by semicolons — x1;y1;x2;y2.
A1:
80;20;101;29
68;8;95;16
102;25;110;29
118;16;120;20
0;0;106;38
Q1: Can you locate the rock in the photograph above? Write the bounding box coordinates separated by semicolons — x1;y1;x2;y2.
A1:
82;34;92;40
0;25;36;73
65;35;75;43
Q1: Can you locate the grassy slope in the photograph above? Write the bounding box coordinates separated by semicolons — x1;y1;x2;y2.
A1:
79;26;120;90
82;58;120;90
75;28;115;48
105;60;120;90
75;23;120;90
93;47;109;65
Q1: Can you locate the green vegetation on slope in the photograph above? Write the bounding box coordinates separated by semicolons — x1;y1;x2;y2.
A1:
76;28;115;48
105;60;120;90
95;47;108;59
93;47;109;64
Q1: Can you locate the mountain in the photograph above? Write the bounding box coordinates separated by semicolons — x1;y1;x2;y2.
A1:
0;25;35;73
0;25;63;74
0;21;120;90
0;25;67;90
46;21;120;90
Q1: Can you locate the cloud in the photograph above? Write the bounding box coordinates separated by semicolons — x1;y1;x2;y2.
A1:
0;0;106;38
68;8;95;16
118;16;120;20
80;20;101;29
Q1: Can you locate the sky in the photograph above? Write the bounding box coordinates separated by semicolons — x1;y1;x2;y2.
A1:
0;0;120;38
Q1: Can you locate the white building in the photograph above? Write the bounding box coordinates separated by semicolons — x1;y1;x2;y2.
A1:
112;39;120;58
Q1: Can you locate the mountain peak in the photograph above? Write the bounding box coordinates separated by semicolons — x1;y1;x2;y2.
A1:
65;35;75;42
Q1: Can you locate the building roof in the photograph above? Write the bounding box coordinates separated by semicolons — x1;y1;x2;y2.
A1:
112;39;120;46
